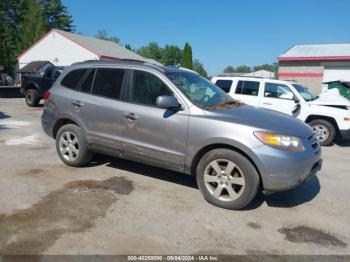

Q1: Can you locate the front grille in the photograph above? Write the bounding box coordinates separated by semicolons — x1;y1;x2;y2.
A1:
308;132;320;155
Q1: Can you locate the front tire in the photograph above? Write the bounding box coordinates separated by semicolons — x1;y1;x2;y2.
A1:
56;124;93;167
196;149;260;210
309;119;336;146
25;89;41;107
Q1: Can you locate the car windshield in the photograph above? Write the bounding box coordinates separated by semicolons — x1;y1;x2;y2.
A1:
292;84;316;101
166;72;240;109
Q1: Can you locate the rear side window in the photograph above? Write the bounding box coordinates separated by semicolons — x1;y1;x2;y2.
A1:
61;69;87;89
80;70;95;93
235;80;260;96
91;68;125;99
215;80;232;93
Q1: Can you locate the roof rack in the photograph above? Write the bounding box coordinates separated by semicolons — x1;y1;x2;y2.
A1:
72;59;166;72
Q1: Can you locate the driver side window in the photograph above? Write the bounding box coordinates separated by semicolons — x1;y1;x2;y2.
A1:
264;83;294;100
130;70;173;107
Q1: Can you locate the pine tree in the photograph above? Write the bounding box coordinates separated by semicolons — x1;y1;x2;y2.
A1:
125;44;132;50
39;0;74;31
181;42;193;69
17;0;46;54
0;0;25;75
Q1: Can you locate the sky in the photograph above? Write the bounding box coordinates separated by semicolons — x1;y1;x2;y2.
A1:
63;0;350;76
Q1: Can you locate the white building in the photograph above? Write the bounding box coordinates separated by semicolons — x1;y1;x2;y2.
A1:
17;29;159;70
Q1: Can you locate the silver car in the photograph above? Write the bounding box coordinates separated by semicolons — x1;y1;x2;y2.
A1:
41;60;322;209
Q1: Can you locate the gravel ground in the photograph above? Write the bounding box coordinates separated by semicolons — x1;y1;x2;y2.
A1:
0;98;349;255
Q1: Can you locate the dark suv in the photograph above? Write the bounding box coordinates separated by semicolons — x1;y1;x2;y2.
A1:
41;60;322;209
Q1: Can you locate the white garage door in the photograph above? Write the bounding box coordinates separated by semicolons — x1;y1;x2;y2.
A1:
323;67;350;82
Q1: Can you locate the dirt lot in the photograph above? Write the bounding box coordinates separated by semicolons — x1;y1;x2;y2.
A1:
0;98;350;255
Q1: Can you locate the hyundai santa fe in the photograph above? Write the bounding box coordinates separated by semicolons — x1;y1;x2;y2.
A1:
41;60;322;209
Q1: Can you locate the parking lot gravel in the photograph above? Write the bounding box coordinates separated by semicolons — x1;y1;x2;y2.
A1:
0;98;349;255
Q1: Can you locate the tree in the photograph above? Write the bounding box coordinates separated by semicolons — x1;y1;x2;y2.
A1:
125;44;132;50
39;0;74;31
253;63;276;72
161;45;182;66
17;0;46;54
223;66;235;73
181;42;193;69
95;29;120;44
193;59;208;78
0;0;22;75
235;65;251;73
137;42;163;62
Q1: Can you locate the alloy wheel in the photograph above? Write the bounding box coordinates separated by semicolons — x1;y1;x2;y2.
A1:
59;131;79;161
204;159;246;202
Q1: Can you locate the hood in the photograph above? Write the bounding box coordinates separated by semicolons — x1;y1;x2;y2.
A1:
311;89;350;107
205;105;312;138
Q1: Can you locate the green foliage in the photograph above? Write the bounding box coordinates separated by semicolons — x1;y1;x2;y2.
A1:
223;63;276;74
39;0;74;32
161;45;182;66
0;0;20;75
125;44;132;50
95;29;120;44
235;65;251;73
137;42;163;62
17;0;46;53
193;59;208;78
181;42;193;69
0;0;73;77
223;66;235;73
253;63;277;72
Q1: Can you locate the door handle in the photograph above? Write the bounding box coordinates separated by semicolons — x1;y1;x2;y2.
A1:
263;102;273;105
124;112;138;121
72;100;83;108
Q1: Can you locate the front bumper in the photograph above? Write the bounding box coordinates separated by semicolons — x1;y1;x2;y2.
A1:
340;128;350;139
253;142;322;192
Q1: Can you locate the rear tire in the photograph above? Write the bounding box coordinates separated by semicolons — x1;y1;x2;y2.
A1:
56;124;93;167
25;89;41;107
309;119;336;146
196;149;260;210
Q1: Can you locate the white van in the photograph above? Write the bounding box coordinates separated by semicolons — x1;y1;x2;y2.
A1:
211;76;350;146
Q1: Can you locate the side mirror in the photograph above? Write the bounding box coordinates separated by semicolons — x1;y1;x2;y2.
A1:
156;95;181;110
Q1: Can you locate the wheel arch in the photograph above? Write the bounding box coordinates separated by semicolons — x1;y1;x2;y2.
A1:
190;143;263;188
52;118;79;139
24;82;39;91
305;115;340;133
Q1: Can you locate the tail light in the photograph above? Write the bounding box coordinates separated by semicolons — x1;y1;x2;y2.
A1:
43;91;51;100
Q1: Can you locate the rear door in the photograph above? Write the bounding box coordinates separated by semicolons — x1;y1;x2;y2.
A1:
70;67;128;151
231;80;262;106
121;69;189;171
260;81;297;115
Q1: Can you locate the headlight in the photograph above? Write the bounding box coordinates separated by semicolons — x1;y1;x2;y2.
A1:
254;131;305;152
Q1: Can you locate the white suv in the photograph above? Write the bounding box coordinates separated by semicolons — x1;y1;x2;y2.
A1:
211;76;350;146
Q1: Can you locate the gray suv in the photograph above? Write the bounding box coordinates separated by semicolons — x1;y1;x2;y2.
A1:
41;60;322;209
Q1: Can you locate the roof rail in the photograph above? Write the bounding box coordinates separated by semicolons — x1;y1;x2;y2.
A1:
179;67;199;75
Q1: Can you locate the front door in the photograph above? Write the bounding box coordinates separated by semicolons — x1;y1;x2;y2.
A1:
260;82;297;116
121;70;189;171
